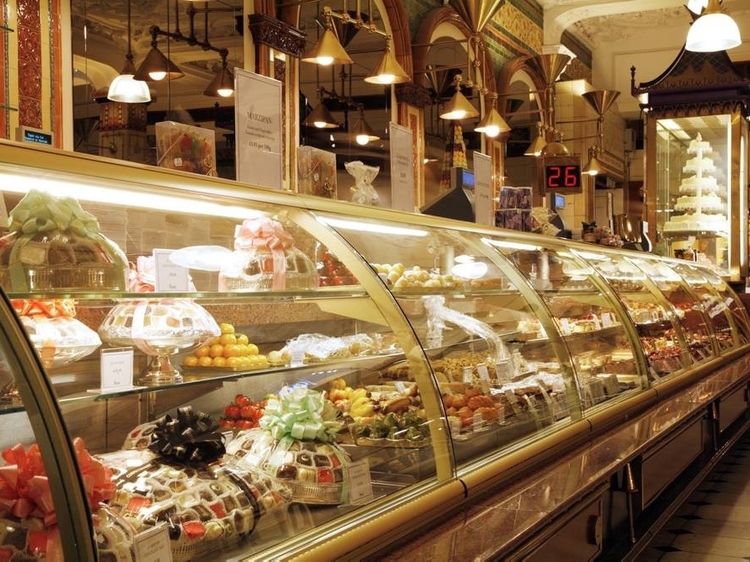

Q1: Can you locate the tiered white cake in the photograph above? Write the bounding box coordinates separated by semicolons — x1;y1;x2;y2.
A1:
665;133;727;232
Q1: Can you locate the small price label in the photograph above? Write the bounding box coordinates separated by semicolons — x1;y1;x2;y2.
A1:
463;366;474;384
100;348;135;392
153;249;191;292
346;460;374;505
135;524;172;562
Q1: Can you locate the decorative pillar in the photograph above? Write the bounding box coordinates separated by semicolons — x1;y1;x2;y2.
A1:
94;91;149;164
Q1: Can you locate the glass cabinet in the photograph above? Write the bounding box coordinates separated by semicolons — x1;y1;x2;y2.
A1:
0;140;749;561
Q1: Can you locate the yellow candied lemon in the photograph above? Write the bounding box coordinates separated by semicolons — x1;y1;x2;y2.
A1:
237;356;253;370
227;357;241;369
211;356;227;368
219;322;235;335
183;355;199;367
246;343;259;356
236;333;249;346
219;333;237;346
223;344;241;358
198;356;213;367
194;346;211;359
209;343;225;358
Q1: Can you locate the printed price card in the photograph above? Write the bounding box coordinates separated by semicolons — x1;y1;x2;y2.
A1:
153;249;191;292
99;347;135;392
347;459;374;505
135;524;172;562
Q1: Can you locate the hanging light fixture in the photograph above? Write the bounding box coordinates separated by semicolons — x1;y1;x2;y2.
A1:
303;93;339;129
686;0;741;52
364;36;410;84
475;93;510;138
583;148;603;176
351;108;380;145
107;0;151;103
204;51;234;97
524;123;548;156
134;26;185;81
301;11;353;66
440;74;479;120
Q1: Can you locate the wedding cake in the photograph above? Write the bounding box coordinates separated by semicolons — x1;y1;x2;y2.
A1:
665;133;727;232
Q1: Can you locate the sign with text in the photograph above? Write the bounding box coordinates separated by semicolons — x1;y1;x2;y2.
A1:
153;249;191;292
541;154;583;194
389;122;415;212
473;151;493;225
235;69;283;189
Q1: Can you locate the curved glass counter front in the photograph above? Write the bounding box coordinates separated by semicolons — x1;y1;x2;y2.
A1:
0;141;748;561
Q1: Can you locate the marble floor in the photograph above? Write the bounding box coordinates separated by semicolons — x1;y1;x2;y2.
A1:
639;430;750;561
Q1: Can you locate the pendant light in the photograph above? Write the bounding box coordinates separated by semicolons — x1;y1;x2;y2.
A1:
524;123;547;157
686;0;741;52
204;52;234;97
583;148;603;176
475;94;510;138
301;15;353;66
440;75;479;120
303;99;339;129
351;108;380;145
107;0;151;103
364;37;410;85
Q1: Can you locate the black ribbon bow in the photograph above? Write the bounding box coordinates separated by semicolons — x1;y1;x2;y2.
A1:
148;406;226;464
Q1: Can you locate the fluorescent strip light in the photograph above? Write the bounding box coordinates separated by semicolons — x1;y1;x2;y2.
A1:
481;238;540;252
0;172;264;220
318;216;429;237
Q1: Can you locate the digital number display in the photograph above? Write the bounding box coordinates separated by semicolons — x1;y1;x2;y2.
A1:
542;156;583;193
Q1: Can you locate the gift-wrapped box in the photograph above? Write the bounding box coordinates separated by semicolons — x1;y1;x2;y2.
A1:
156;121;217;176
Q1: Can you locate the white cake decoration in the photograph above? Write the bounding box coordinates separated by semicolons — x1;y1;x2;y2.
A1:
665;133;727;232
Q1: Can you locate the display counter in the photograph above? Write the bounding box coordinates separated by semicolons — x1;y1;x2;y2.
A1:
0;141;748;561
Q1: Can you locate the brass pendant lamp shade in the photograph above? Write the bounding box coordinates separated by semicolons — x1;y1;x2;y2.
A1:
364;39;410;85
304;102;339;129
440;89;479;120
474;107;510;138
686;0;741;52
583;152;603;176
204;56;234;97
351;111;380;145
301;28;353;66
134;39;184;82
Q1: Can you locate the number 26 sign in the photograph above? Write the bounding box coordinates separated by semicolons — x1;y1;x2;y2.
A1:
542;155;583;193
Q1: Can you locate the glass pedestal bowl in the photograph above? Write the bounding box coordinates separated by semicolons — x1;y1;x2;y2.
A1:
98;299;220;386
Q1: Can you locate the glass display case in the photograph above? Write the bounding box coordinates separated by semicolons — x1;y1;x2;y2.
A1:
0;140;749;561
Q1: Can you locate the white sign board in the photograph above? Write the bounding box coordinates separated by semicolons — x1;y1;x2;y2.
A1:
389;122;415;212
235;69;283;189
473;151;494;226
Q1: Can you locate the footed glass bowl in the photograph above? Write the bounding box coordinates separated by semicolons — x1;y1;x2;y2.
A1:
99;299;220;386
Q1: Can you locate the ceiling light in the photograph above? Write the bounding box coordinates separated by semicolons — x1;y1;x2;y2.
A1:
524;124;548;156
364;37;410;84
583;151;603;176
301;27;353;66
686;0;741;52
134;33;184;82
475;107;510;138
351;111;380;145
440;75;479;120
107;0;151;103
303;102;338;129
204;53;234;97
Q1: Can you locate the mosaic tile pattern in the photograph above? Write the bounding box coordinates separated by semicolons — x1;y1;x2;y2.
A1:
17;0;41;129
640;431;750;560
